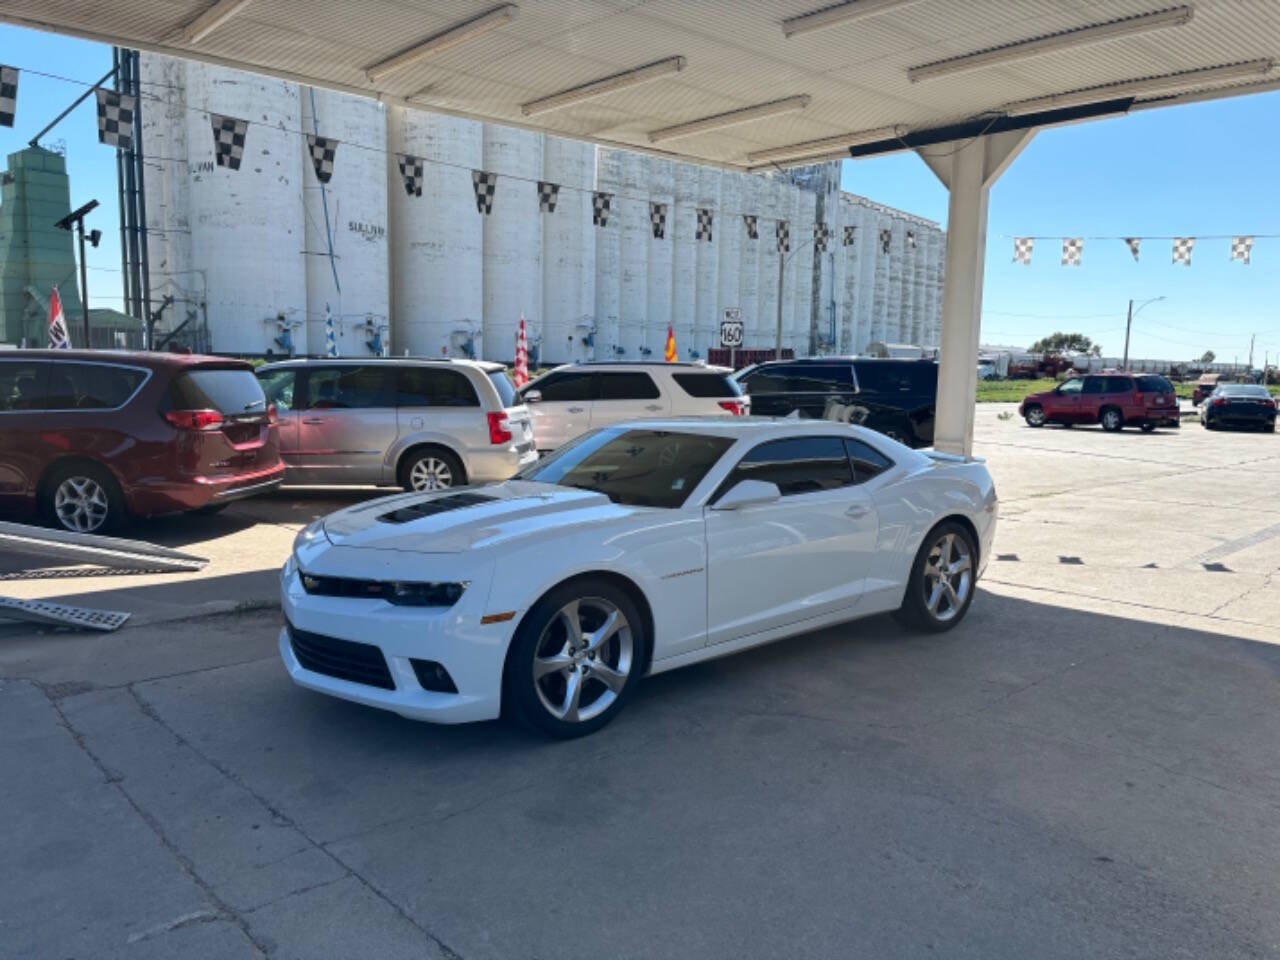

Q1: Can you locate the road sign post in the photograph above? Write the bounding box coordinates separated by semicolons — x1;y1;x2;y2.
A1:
721;308;743;368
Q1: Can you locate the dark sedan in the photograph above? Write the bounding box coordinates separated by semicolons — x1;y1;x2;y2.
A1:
1200;384;1276;432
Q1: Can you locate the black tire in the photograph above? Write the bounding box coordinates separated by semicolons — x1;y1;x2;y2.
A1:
191;502;230;516
1061;421;1073;429
503;578;648;738
1100;407;1124;432
1023;404;1045;428
1265;422;1276;434
1140;422;1156;433
39;461;126;534
398;447;465;492
1203;418;1215;430
894;520;978;634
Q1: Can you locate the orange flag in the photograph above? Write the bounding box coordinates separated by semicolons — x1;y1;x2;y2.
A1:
664;323;677;362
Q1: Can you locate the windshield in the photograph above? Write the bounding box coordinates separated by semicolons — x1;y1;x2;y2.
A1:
517;428;735;508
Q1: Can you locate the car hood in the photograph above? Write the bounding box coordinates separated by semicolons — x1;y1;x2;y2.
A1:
321;480;636;553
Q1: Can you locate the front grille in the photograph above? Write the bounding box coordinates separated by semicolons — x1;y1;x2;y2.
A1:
288;622;394;690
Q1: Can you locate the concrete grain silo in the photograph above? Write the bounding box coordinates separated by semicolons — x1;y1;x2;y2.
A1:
790;188;816;356
593;148;622;360
756;176;783;352
482;125;543;363
670;161;698;360
389;108;483;358
692;166;721;361
738;174;761;349
617;151;649;358
716;172;743;355
645;157;673;360
541;136;595;365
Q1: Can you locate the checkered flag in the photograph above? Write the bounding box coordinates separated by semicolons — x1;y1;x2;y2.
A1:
1061;237;1083;266
879;228;891;254
743;215;758;240
650;202;667;239
96;89;136;150
1172;237;1194;266
472;169;497;214
1012;237;1034;264
906;230;917;249
1124;237;1141;262
209;113;248;171
814;223;829;252
306;134;337;184
1231;236;1254;265
397;154;423;197
0;66;17;128
592;191;612;227
696;208;713;242
776;219;790;253
843;225;856;247
537;180;560;213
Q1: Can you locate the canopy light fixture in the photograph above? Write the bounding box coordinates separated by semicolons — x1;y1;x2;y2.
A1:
747;148;857;172
1131;74;1280;111
521;57;686;116
908;6;1194;83
181;0;256;44
782;0;928;38
1004;59;1274;115
366;4;518;82
648;95;811;143
746;126;901;164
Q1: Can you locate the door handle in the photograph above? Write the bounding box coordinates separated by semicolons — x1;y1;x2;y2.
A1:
845;504;870;518
568;407;584;414
302;417;327;425
644;404;663;411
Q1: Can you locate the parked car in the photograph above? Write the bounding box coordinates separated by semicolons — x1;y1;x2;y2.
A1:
1192;373;1222;406
0;350;283;533
1018;373;1179;432
518;362;747;451
1200;383;1276;432
735;358;936;447
280;418;997;736
976;362;997;381
255;357;536;491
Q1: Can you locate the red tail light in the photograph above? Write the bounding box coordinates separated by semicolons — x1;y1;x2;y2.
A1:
267;403;278;424
165;409;224;431
718;399;748;416
487;410;513;445
1212;396;1227;407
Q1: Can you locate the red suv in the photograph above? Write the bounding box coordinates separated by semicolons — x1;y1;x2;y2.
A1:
1019;374;1179;432
0;351;284;533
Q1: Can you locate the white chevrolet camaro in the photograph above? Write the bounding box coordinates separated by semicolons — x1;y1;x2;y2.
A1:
280;419;998;737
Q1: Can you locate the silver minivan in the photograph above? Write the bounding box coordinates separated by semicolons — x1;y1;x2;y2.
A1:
255;358;536;490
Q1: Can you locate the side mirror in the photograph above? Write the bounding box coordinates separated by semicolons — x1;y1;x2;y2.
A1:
523;389;542;403
711;479;782;511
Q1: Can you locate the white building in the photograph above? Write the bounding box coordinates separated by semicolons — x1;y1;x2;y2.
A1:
140;55;943;362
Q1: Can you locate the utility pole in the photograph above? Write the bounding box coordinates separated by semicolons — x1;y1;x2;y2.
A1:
1247;333;1255;370
775;251;785;360
54;199;101;349
1122;298;1133;371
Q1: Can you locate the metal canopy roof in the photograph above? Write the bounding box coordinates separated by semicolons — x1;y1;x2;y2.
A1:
4;0;1278;169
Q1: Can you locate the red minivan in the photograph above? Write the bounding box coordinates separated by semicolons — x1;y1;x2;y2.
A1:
0;350;284;533
1019;373;1180;432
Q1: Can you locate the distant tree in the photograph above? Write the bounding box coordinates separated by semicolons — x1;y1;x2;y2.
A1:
1029;332;1100;356
1199;350;1215;364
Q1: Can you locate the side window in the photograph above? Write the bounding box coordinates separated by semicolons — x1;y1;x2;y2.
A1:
43;363;146;410
720;436;853;499
908;363;938;393
533;371;595;402
303;366;393;409
1081;377;1106;395
854;363;909;393
0;361;50;411
673;373;742;398
787;364;854;393
739;368;789;394
1136;375;1170;393
1057;378;1083;395
845;439;893;483
1105;376;1133;394
257;369;296;411
397;367;480;407
598;372;660;401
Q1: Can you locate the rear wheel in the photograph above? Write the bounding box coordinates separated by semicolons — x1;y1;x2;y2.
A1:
894;522;978;633
399;448;464;492
41;462;125;534
1265;422;1275;434
1100;407;1124;432
1140;422;1156;433
1023;404;1045;428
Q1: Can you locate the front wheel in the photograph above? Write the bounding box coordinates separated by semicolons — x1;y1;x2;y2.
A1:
1024;404;1045;428
894;522;978;633
503;579;648;738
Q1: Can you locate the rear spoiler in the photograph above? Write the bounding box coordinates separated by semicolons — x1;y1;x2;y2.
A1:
922;450;985;465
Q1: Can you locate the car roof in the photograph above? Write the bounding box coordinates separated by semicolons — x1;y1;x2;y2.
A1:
259;356;505;373
588;416;896;437
0;349;251;369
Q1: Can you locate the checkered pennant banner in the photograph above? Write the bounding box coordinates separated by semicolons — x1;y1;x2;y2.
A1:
1012;237;1034;264
814;223;830;252
1230;235;1254;265
397;154;423;197
743;215;758;240
650;202;667;239
209;114;248;171
696;208;713;242
776;219;790;253
472;169;497;214
95;89;136;150
1061;237;1083;266
1124;237;1141;262
1172;237;1195;266
906;230;917;249
879;228;891;254
537;180;560;213
306;134;337;184
592;191;612;227
0;66;17;128
843;225;856;247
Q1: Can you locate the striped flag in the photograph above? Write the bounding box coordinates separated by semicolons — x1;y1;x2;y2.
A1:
324;303;338;357
48;286;71;348
513;314;529;388
664;323;677;363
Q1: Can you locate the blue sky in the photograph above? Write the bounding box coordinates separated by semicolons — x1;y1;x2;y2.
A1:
3;24;1277;364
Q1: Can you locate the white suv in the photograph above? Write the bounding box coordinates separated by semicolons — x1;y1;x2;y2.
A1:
519;362;748;451
256;358;537;490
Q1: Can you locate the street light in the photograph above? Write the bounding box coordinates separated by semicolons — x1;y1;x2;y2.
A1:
54;199;101;348
1122;295;1165;371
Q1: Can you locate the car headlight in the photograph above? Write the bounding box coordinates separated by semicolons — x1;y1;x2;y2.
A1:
292;518;324;553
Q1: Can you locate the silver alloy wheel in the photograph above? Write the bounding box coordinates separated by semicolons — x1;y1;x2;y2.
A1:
532;596;633;723
1102;409;1122;431
54;475;110;533
1025;406;1045;426
921;532;973;623
408;457;453;491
